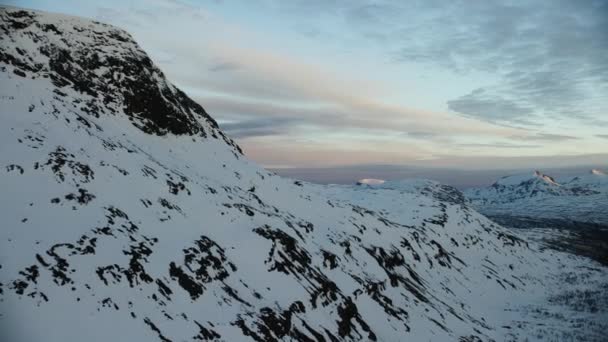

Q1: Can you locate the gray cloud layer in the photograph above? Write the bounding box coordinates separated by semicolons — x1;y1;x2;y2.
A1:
273;0;608;127
514;133;581;142
447;89;535;126
219;117;298;138
392;1;608;125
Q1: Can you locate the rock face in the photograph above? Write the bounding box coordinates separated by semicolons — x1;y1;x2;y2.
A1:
0;7;242;148
1;6;607;342
465;170;608;226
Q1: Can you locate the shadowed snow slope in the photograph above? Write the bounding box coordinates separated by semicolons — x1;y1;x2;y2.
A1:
1;7;607;342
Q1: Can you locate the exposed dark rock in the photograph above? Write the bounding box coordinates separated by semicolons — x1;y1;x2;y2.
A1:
64;188;96;205
193;320;221;340
168;236;235;301
143;317;171;342
336;297;376;341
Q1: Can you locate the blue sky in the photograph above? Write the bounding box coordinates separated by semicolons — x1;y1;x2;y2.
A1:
7;0;608;168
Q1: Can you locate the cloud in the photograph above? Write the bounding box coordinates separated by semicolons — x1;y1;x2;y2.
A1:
513;133;581;142
405;131;438;139
195;91;521;140
274;0;608;127
457;142;541;149
219;117;298;138
208;61;240;72
389;1;607;125
412;153;608;170
240;138;431;168
596;134;608;139
447;88;536;126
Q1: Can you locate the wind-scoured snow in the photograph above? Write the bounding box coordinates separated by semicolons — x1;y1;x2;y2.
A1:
1;6;607;342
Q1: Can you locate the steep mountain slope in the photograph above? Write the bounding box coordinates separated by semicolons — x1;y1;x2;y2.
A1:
465;170;608;226
1;7;607;342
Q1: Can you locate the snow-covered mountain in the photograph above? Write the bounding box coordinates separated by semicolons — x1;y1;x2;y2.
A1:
1;7;607;341
566;169;608;191
465;170;608;225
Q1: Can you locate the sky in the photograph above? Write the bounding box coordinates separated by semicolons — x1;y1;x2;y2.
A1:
6;0;608;170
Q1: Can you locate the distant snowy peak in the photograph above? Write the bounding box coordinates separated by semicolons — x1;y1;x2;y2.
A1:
493;170;560;187
465;169;608;225
567;169;608;190
479;170;579;200
533;170;559;185
477;169;607;199
356;178;385;185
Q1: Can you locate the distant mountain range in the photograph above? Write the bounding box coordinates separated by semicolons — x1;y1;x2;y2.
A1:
464;169;608;226
274;164;608;189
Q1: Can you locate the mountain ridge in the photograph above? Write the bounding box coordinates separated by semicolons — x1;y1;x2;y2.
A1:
1;6;607;342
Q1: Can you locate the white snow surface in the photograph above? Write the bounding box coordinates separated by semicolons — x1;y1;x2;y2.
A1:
1;7;607;342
